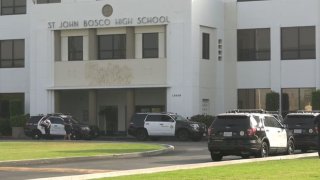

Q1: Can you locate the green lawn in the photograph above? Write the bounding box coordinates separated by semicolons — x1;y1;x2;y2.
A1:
0;141;163;161
104;157;320;180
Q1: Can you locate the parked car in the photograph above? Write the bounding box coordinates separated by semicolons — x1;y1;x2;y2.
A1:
24;113;98;140
207;110;295;161
128;112;207;141
283;111;319;153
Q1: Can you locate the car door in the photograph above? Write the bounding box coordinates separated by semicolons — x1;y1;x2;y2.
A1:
263;116;280;148
145;115;162;136
271;116;287;148
159;115;175;136
49;117;66;135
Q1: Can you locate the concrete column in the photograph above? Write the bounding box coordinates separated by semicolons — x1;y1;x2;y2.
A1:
126;89;135;131
54;91;60;113
135;33;142;59
126;27;135;59
88;29;97;60
54;31;61;61
61;36;68;61
159;32;166;58
88;90;97;126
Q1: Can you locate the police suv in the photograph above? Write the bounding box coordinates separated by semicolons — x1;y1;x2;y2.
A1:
128;112;207;141
207;110;295;161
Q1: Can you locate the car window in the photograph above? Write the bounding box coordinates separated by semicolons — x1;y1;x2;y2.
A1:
146;115;161;122
172;115;187;121
213;115;250;129
161;115;173;122
264;116;282;128
29;116;43;123
49;117;64;124
284;115;315;128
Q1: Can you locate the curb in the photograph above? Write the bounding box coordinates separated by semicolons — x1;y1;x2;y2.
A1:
0;144;174;167
30;152;319;180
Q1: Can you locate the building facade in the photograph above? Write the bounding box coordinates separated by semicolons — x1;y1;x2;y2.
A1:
0;0;319;134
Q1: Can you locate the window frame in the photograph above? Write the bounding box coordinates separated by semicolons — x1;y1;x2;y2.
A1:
1;0;26;15
202;33;210;60
68;36;83;61
0;39;25;68
97;34;126;60
237;28;270;61
142;33;159;58
36;0;61;4
281;26;316;60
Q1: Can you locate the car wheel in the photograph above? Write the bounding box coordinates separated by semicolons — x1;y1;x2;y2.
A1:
210;152;223;161
32;130;42;140
136;129;148;141
177;129;189;141
286;139;295;155
191;135;202;142
258;141;269;158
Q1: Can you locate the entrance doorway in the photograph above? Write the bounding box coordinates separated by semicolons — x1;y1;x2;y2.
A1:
100;106;118;135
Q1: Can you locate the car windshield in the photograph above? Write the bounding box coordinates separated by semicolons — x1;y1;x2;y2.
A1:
213;115;250;129
63;117;79;124
172;115;188;121
284;115;315;128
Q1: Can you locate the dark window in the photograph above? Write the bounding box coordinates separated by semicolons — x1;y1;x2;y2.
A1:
143;33;158;58
213;115;250;129
98;34;126;59
37;0;61;4
0;39;24;68
68;36;83;61
1;0;26;15
202;33;210;59
145;115;161;122
49;117;64;124
0;93;24;119
284;115;315;128
281;26;315;60
238;28;270;61
238;89;271;109
161;115;173;122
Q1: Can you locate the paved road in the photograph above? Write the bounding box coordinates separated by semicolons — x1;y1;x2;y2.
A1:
1;139;308;180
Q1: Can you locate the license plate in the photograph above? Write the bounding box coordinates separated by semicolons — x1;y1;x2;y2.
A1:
294;129;302;134
223;132;232;137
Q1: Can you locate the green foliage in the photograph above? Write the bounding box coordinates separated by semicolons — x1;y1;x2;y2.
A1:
312;90;320;110
266;92;279;111
10;114;28;127
282;93;289;112
190;114;215;127
9;100;24;117
0;118;11;136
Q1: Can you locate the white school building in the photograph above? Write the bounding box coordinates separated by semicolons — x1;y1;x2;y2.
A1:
1;0;319;134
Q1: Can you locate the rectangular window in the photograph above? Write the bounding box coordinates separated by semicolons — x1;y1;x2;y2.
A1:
37;0;61;4
0;39;24;68
282;88;315;115
238;28;270;61
1;0;26;15
98;34;126;60
143;33;158;58
281;26;315;60
238;89;271;109
0;93;24;119
68;36;83;61
202;33;210;59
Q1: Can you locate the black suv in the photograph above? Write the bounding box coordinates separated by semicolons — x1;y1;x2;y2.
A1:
24;113;99;140
283;111;319;153
208;110;295;161
128;112;207;141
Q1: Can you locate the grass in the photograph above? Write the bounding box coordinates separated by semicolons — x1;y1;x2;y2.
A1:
0;141;164;161
103;157;320;180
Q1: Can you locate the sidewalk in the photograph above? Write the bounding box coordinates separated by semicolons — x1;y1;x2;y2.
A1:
31;152;318;180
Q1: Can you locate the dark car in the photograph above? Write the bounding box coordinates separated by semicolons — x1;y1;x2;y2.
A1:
208;111;295;161
283;112;319;153
24;113;98;140
128;112;207;141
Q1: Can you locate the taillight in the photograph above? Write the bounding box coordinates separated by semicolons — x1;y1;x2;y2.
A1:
247;128;257;136
208;128;212;136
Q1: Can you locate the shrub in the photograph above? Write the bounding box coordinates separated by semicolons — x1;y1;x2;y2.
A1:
312;90;320;110
190;114;215;127
10;114;28;127
0;118;11;136
266;91;280;111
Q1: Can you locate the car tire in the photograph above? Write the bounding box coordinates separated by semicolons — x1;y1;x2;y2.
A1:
176;129;189;141
32;130;42;140
286;139;295;155
136;129;148;141
191;135;202;142
210;152;223;161
241;154;250;159
258;141;269;158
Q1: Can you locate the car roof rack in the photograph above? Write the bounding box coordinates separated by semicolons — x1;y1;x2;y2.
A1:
296;110;320;114
227;109;266;114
